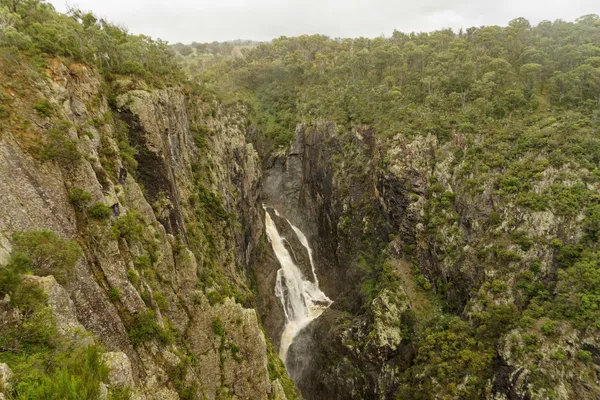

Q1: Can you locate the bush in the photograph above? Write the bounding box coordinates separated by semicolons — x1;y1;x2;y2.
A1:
167;359;198;400
0;237;64;352
111;210;144;240
0;277;55;350
191;124;211;149
540;320;557;336
10;345;109;399
68;188;92;211
153;292;168;310
40;121;81;167
133;254;152;270
127;309;172;346
206;290;224;306
416;274;432;291
126;269;139;288
108;287;121;302
547;183;589;217
577;350;593;362
40;128;81;166
213;317;225;336
11;230;82;284
117;137;138;173
584;204;600;241
196;185;228;220
511;231;534;251
87;202;112;220
33;99;53;117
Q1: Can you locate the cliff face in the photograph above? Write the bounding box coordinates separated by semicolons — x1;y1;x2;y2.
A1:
0;59;291;399
262;122;600;400
263;123;415;399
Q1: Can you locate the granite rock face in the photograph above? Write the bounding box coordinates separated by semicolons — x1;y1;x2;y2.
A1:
0;60;287;399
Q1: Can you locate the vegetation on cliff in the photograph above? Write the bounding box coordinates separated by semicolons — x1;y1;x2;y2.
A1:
1;0;599;398
0;1;296;399
197;14;600;399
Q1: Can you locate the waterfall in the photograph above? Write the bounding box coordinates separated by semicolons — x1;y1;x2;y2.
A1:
264;208;333;363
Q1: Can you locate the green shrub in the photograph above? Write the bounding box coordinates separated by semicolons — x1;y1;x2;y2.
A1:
196;185;228;220
213;317;225;337
126;269;139;287
153;292;168;310
206;290;224;306
191;124;211;149
127;309;171;346
140;289;151;305
111;210;144;240
0;238;63;352
10;345;108;399
11;230;82;284
416;274;432;291
398;316;493;399
488;211;502;227
40;128;80;166
167;359;198;400
68;188;92;211
550;349;566;360
87;202;112;220
265;337;300;399
516;192;548;211
584;204;600;241
577;350;593;362
540;320;557;336
33;99;53;117
108;387;133;400
522;334;539;352
134;254;152;270
360;279;377;302
0;278;55;350
108;287;121;302
511;231;534;251
547;183;589;217
117;138;138;172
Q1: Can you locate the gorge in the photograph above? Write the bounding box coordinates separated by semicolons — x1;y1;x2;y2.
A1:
1;2;600;400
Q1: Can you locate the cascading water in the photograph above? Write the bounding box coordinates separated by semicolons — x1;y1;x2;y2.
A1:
264;207;333;363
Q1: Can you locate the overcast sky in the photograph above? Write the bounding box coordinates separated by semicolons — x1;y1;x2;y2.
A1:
48;0;599;44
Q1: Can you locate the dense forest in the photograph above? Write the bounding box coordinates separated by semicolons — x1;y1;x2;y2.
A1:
1;0;599;399
202;15;600;145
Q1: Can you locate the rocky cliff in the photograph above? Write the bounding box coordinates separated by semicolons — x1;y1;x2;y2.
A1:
261;121;600;400
0;57;295;399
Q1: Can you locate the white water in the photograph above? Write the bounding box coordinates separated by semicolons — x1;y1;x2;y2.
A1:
264;208;333;363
